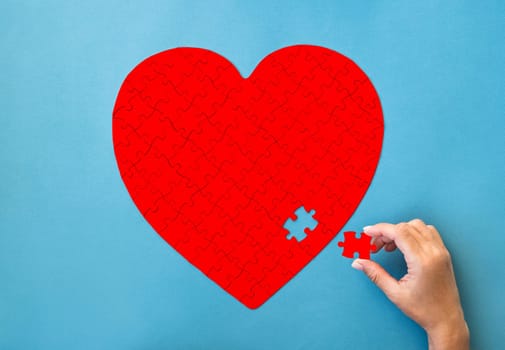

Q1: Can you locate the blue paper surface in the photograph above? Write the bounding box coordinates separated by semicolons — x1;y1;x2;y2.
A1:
1;1;504;348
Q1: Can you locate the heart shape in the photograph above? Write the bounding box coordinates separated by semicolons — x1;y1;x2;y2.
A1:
113;45;383;308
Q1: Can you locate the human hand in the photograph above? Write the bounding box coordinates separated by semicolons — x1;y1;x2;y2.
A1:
351;219;469;350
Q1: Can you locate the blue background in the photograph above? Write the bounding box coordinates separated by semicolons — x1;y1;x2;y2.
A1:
1;1;504;349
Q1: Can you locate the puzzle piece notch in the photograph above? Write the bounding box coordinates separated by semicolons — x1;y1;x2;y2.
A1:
283;206;318;242
337;231;376;259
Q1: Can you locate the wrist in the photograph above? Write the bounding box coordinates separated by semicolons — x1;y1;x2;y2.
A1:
426;316;469;350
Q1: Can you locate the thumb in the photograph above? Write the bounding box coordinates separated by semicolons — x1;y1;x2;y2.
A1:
352;259;399;296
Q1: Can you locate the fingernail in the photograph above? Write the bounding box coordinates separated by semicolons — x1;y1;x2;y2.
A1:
363;225;372;233
351;259;364;271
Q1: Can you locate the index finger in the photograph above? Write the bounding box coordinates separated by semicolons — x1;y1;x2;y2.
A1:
363;223;422;257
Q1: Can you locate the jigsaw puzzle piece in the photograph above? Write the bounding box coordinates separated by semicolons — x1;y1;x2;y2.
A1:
337;231;376;259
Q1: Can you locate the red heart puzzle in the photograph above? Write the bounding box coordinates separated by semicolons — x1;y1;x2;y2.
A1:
113;45;383;308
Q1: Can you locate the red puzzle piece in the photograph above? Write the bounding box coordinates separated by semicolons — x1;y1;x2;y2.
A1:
113;45;384;308
337;231;377;259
